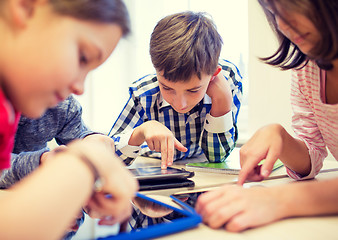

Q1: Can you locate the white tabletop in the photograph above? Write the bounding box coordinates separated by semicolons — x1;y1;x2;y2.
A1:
128;152;338;240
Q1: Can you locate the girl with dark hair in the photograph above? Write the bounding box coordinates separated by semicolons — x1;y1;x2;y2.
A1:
196;0;338;232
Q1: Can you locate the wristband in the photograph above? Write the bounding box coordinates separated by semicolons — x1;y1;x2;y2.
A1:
54;148;104;192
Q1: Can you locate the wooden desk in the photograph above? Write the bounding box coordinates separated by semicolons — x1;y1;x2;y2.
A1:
129;155;338;240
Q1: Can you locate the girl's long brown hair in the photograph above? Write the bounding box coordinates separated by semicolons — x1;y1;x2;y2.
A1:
258;0;338;70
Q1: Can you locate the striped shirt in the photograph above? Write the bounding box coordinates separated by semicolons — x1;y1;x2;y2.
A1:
109;59;242;165
288;61;338;180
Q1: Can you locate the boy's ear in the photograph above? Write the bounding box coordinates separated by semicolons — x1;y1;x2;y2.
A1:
9;0;37;28
211;65;222;80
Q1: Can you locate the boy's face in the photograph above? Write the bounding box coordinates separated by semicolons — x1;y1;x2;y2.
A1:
157;72;212;114
1;3;122;118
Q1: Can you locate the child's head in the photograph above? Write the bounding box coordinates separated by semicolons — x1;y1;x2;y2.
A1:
149;11;223;113
258;0;338;70
150;11;223;82
0;0;129;118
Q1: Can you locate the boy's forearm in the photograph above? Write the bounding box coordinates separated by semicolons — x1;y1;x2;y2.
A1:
128;126;144;146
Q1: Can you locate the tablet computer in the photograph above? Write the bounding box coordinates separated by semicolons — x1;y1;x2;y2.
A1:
171;190;207;208
138;178;195;191
129;167;194;181
97;193;202;240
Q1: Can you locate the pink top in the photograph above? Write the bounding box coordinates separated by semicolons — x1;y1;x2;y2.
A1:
288;61;338;180
0;89;20;169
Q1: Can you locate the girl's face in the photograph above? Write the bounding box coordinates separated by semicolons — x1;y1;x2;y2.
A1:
1;4;122;118
157;72;212;114
271;4;321;55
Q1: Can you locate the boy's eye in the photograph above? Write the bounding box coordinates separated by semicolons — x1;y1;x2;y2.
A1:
162;86;172;91
188;90;199;93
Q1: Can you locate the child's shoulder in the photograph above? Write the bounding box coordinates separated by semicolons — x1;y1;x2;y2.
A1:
130;74;160;97
293;60;319;74
219;59;242;79
292;61;321;87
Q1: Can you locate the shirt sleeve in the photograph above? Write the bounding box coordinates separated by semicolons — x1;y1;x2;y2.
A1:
288;68;327;180
3;96;95;189
200;61;243;162
0;148;48;189
54;95;94;145
108;94;146;166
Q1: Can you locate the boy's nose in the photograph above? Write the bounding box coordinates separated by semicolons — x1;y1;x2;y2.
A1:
174;96;188;110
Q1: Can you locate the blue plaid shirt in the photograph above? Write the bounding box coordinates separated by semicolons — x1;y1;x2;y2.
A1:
109;59;242;165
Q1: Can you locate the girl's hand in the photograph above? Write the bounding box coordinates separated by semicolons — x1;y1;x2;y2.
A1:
238;124;285;185
83;134;116;152
84;191;133;226
40;145;68;164
67;139;138;225
131;120;187;169
195;185;284;232
67;211;84;232
40;134;115;165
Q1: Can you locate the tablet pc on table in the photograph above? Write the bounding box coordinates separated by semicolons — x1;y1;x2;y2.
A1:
129;167;194;181
138;178;195;191
97;193;202;240
171;190;207;208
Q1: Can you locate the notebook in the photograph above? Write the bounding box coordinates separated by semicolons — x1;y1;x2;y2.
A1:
186;148;284;174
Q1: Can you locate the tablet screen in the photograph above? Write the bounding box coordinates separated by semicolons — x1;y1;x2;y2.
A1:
98;193;201;240
171;190;207;208
127;195;187;230
129;167;194;181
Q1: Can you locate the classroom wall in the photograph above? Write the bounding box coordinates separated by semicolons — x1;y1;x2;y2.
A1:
246;0;293;139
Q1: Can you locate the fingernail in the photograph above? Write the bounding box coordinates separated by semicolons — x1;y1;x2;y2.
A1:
262;170;269;177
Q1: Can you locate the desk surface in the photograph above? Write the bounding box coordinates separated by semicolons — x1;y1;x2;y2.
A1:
129;154;338;240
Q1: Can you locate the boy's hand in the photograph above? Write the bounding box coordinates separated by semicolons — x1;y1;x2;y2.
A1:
206;67;232;117
130;120;187;169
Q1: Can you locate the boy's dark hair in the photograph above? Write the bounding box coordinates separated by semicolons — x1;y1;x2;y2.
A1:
50;0;130;36
150;11;223;82
258;0;338;70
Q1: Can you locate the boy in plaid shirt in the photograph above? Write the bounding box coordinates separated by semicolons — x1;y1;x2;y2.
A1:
109;11;242;169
